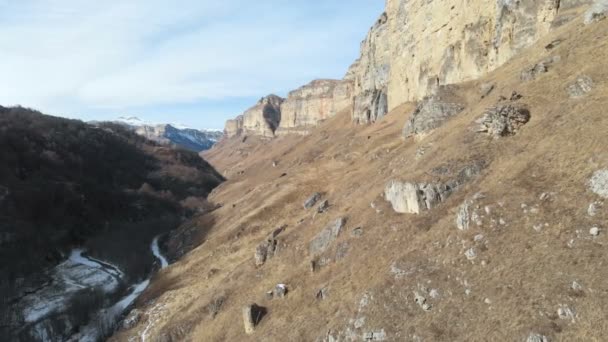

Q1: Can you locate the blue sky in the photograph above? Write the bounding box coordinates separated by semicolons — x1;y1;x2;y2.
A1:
0;1;384;130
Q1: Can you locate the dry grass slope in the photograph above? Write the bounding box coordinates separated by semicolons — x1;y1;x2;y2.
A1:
112;15;608;342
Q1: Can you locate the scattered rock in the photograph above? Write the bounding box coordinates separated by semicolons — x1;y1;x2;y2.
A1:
121;309;141;330
309;218;346;255
242;304;266;334
589;169;608;198
480;83;495;99
272;161;278;167
584;0;608;24
557;304;576;322
588;201;602;216
274;284;288;298
351;227;363;237
571;281;583;292
476;103;530;137
304;193;322;209
370;201;382;213
465;248;477;260
403;90;465;138
526;333;550;342
265;291;274;300
316;287;329;300
414;291;432;311
567;75;594;98
254;239;277;267
456;199;473;230
317;200;330;214
590;227;600;236
545;39;562;50
363;330;386;341
484;298;492;305
520;56;560;81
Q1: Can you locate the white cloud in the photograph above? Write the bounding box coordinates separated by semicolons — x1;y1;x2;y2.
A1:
0;0;383;126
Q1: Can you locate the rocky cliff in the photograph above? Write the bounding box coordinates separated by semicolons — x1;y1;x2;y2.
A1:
276;79;353;135
222;0;594;135
236;95;284;138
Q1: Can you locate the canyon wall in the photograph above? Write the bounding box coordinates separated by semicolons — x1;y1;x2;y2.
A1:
223;0;592;136
276;79;353;135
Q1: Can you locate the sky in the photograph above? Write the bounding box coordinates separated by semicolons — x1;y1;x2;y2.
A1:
0;1;384;130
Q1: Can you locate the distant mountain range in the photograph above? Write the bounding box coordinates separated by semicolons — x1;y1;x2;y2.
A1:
113;116;223;152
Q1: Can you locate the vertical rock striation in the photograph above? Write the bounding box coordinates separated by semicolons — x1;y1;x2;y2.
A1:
223;0;593;136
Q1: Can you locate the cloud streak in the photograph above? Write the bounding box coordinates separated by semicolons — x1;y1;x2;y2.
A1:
0;0;383;128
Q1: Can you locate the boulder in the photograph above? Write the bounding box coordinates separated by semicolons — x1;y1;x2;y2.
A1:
520;56;560;81
476;104;530;137
566;75;594;98
274;284;288;298
589;169;608;198
242;304;266;334
385;163;483;214
526;333;549;342
304;193;322;209
309;218;346;255
317;200;330;214
584;0;608;24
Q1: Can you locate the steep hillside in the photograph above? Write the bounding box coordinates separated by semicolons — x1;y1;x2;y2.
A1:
0;107;224;341
113;8;608;342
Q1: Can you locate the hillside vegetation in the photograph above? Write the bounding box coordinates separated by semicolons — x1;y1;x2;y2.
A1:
0;107;224;339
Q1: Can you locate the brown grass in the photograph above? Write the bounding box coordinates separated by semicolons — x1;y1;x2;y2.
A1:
112;16;608;342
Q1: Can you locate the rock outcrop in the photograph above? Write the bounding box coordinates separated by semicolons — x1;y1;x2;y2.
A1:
351;13;390;124
351;0;565;122
223;0;592;134
277;79;353;135
224;115;244;138
385;162;484;214
476;103;531;137
224;95;284;138
402;86;465;138
242;95;284;138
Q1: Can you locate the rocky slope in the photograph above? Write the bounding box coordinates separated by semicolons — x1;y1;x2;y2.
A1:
112;2;608;341
222;0;598;135
114;117;222;152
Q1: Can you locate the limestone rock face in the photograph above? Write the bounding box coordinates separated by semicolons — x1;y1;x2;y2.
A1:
385;162;484;214
241;95;284;138
224;115;243;138
402;86;465;138
351;0;567;122
351;13;390;124
277;79;353;135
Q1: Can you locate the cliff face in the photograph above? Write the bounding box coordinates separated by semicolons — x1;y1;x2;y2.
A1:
231;95;284;138
224;115;243;138
222;0;593;134
354;0;579;117
277;79;353;135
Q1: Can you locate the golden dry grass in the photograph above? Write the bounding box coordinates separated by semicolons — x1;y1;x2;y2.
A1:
112;15;608;342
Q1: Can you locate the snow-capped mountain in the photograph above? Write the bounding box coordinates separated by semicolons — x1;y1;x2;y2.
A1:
113;117;223;152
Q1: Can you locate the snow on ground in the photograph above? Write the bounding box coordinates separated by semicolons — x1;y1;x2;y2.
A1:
22;249;124;323
151;236;169;268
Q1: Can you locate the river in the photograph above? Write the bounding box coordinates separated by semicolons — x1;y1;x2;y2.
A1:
21;235;170;341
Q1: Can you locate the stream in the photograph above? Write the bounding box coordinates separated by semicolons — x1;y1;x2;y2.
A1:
21;235;169;342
